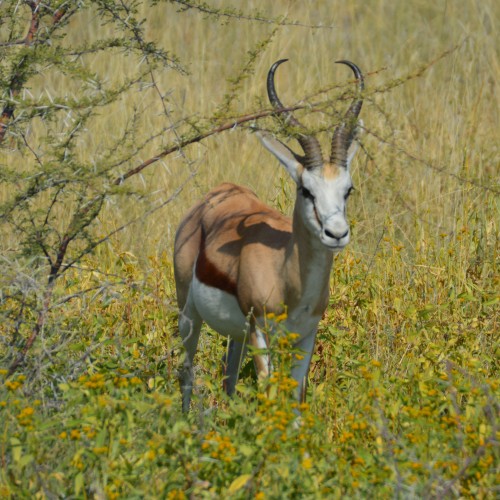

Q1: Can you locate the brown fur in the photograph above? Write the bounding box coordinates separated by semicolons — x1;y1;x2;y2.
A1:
174;182;332;318
322;163;342;180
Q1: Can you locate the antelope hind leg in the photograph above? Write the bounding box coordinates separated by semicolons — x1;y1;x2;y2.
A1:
178;289;202;412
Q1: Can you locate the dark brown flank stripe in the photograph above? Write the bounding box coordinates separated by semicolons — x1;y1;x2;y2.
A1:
195;228;237;295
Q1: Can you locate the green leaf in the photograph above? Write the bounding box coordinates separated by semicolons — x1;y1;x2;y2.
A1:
10;437;22;462
74;472;84;496
227;474;252;494
19;454;34;467
239;444;254;457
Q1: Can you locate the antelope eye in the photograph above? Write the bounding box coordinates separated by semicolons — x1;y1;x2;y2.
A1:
301;186;315;201
344;186;354;200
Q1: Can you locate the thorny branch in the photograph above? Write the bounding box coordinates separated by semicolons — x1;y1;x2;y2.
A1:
171;0;334;28
114;104;305;184
0;1;70;143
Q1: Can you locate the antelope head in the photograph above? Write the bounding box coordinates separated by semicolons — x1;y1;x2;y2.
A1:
258;59;364;251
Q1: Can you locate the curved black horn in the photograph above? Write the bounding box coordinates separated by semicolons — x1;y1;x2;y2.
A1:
330;60;364;168
267;59;324;170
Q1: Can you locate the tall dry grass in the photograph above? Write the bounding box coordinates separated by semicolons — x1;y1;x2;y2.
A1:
63;1;499;263
2;0;497;261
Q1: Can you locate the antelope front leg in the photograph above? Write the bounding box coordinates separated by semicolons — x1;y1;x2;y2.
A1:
291;330;317;403
223;339;247;396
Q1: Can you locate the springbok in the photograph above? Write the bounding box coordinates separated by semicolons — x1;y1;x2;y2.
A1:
174;59;364;411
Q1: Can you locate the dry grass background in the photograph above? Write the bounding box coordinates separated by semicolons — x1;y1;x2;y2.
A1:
21;0;497;263
2;0;497;267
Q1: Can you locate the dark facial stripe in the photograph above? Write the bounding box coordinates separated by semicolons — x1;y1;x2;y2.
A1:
195;229;237;295
313;205;322;228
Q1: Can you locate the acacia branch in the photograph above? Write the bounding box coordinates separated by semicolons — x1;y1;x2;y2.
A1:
115;48;457;186
114;105;304;184
0;2;69;143
7;283;54;376
172;0;333;28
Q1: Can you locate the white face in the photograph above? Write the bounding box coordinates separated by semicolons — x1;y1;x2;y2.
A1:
256;131;357;251
298;165;353;251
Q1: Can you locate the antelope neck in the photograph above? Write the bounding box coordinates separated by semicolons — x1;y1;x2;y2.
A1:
284;205;334;301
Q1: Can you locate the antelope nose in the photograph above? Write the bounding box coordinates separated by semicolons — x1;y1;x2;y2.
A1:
324;228;349;240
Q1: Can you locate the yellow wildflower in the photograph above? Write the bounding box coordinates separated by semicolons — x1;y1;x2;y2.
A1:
113;377;129;388
167;490;186;500
275;312;288;322
84;427;96;439
16;407;35;427
92;446;108;455
5;380;22;391
340;431;354;443
70;429;81;440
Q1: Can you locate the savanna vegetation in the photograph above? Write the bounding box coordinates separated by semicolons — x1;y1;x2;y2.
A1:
0;0;498;497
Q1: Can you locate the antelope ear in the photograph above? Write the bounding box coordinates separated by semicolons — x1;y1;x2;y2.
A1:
255;131;303;184
346;120;364;170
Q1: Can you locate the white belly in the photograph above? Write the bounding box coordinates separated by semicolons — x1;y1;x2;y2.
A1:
192;276;249;341
191;276;323;343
